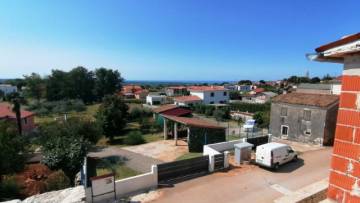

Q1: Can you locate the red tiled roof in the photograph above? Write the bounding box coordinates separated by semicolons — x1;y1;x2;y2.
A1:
315;33;360;52
153;104;178;113
254;88;265;93
0;104;34;119
272;93;339;108
174;95;202;102
161;108;192;117
163;115;225;129
188;86;227;91
122;85;143;94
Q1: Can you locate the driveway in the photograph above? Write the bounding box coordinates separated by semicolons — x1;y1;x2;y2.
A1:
151;148;332;203
123;140;188;162
88;146;163;173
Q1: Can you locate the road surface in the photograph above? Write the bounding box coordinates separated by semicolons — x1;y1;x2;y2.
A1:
152;148;332;203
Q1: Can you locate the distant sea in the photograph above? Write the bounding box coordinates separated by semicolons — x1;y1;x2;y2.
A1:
124;80;236;86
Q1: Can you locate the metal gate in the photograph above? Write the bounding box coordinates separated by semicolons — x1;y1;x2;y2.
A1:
214;153;225;171
157;156;209;183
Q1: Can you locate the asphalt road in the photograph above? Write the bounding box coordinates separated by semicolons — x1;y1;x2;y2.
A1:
152;148;332;203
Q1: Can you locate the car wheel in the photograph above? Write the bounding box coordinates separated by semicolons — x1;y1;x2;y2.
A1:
293;155;298;161
274;163;280;170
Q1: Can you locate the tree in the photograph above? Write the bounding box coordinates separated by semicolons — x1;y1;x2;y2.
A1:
0;121;25;177
68;67;96;103
310;77;321;83
238;80;252;85
213;109;230;121
322;74;333;82
11;97;22;134
39;119;101;182
5;78;26;90
96;95;128;140
259;80;266;85
46;70;72;101
253;111;270;128
24;73;45;102
94;68;123;100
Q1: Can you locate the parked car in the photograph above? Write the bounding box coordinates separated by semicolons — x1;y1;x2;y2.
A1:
243;119;255;132
255;142;297;169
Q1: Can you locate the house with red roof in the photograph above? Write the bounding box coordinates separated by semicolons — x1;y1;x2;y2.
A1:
187;86;229;105
165;86;188;97
173;95;202;106
0;104;36;133
120;85;148;100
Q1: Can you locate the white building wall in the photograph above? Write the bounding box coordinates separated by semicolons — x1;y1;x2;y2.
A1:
0;85;17;95
331;84;342;95
190;90;229;104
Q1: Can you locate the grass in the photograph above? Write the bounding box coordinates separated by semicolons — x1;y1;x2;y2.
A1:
34;104;100;124
97;131;163;147
96;165;140;180
176;152;203;161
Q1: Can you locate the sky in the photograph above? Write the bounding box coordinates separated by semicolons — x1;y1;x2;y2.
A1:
0;0;359;81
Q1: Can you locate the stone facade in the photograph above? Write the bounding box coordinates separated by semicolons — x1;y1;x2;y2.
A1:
269;102;338;146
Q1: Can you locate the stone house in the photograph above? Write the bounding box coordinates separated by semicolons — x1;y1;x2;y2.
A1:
0;104;36;134
269;92;339;146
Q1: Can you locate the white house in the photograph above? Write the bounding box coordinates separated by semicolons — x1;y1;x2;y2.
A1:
188;86;229;105
0;84;17;95
146;94;166;106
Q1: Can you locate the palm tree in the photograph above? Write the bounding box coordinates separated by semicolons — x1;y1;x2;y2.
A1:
12;97;22;135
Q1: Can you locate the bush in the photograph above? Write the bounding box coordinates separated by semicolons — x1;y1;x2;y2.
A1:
45;170;71;191
229;102;270;113
124;131;145;145
0;177;21;201
204;106;215;116
213;108;230;121
128;107;152;121
27;99;86;115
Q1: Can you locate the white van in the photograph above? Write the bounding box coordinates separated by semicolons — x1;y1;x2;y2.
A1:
255;142;297;169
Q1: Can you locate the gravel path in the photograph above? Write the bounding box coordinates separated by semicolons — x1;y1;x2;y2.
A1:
88;146;163;173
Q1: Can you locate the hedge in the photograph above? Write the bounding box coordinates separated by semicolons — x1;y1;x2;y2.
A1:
229;102;270;113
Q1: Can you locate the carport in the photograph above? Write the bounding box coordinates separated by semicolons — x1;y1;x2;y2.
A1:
161;114;225;146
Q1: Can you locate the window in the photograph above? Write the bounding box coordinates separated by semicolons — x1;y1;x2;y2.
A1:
280;107;288;116
210;101;214;104
23;118;27;124
210;92;214;97
304;109;311;121
223;91;227;96
281;125;289;136
304;128;311;135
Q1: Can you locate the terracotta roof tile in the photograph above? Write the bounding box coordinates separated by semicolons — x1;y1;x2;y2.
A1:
153;104;178;113
272;93;339;108
188;86;227;91
0;104;34;119
163;115;225;129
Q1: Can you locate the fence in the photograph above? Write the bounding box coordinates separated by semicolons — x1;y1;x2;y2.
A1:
157;156;209;183
246;135;269;149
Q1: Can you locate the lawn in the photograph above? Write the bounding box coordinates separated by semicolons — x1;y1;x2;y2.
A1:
97;131;163;147
34;103;100;124
176;152;203;160
95;156;140;180
96;165;140;180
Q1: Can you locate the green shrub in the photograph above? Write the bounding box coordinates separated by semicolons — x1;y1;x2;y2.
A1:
27;99;86;115
229;102;270;113
0;177;21;201
45;170;71;191
124;131;145;145
188;127;226;152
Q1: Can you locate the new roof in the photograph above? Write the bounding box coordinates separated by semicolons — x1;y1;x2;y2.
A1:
315;33;360;52
272;93;339;108
188;86;227;92
174;95;202;102
163;115;225;129
0;104;34;119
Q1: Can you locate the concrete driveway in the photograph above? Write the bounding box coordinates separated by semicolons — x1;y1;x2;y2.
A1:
152;148;332;203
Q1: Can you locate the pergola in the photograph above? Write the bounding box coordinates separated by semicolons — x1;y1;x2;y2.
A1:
161;114;225;146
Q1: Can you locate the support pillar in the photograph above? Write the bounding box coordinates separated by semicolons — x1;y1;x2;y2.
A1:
187;127;190;145
163;118;168;140
174;122;178;146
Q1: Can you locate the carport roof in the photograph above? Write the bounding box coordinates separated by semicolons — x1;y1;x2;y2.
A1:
162;115;225;129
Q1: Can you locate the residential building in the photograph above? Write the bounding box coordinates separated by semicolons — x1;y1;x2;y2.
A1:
165;86;188;96
296;83;341;95
307;33;360;202
253;91;277;103
235;84;252;92
269;92;339;146
152;104;192;126
187;86;229;105
173;95;202;106
0;104;35;133
249;87;264;95
121;85;148;100
0;84;17;95
146;94;167;106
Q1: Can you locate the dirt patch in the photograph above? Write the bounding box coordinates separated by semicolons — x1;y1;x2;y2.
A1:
14;164;53;197
130;190;163;203
123;140;188;162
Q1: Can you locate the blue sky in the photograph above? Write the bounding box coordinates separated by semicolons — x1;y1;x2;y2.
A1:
0;0;358;81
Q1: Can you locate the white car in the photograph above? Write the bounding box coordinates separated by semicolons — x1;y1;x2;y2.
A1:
255;142;297;169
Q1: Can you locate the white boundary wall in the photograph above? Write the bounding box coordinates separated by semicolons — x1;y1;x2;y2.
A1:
203;139;244;156
86;165;158;202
